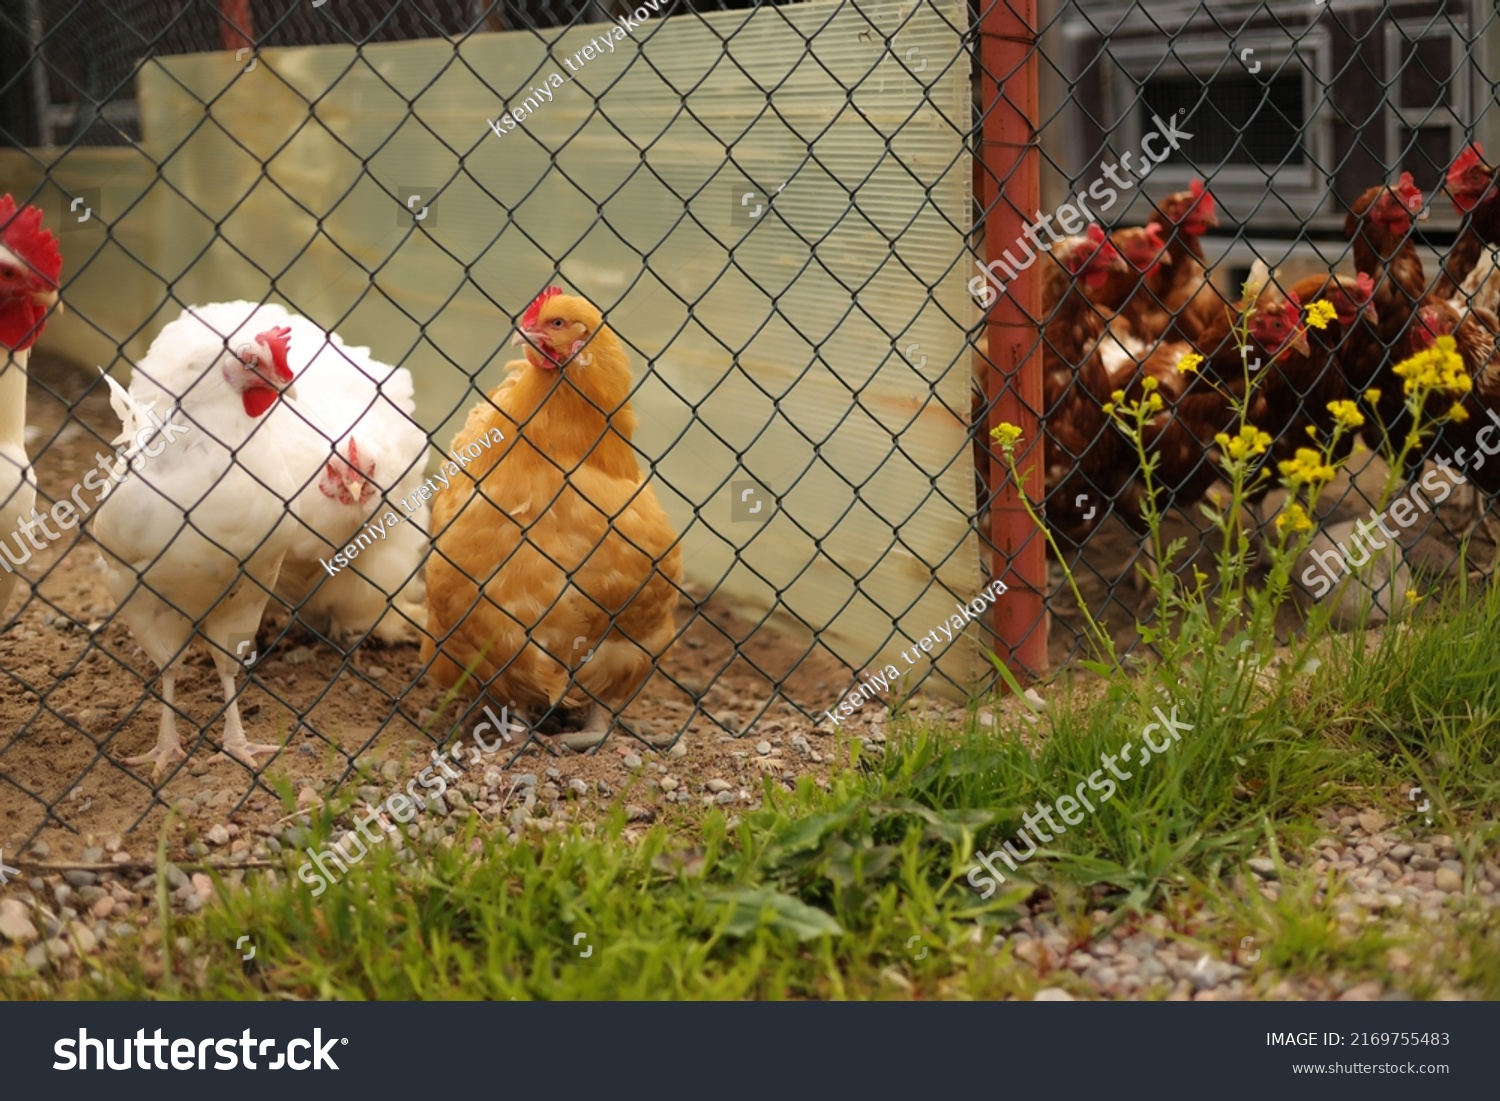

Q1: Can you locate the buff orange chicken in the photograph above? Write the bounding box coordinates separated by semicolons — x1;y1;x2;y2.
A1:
424;287;683;748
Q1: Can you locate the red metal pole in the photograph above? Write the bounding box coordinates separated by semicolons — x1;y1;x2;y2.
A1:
978;0;1047;683
219;0;253;53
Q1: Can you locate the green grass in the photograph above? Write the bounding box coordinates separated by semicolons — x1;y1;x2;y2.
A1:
3;578;1497;1000
7;309;1493;1001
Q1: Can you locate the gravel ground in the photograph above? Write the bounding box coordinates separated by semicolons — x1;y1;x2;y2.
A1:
975;807;1498;1001
4;739;1495;1000
0;710;886;979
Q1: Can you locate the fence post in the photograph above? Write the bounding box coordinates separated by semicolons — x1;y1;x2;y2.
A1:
218;0;253;52
978;0;1047;683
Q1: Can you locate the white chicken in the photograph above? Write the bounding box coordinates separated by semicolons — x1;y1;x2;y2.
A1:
0;196;63;624
165;303;429;646
94;310;300;775
259;308;428;644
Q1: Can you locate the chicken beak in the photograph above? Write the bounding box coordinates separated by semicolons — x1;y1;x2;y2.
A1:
510;329;524;347
31;287;59;310
1290;332;1311;357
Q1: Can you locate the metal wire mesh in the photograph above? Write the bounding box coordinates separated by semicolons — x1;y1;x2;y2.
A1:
1;0;1497;854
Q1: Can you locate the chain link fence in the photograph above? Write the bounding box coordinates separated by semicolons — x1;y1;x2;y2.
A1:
0;0;1496;855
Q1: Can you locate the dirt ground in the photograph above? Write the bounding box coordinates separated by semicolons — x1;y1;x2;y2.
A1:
4;350;1489;862
1;351;898;861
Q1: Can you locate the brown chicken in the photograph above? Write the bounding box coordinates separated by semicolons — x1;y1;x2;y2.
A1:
1249;272;1373;473
1039;225;1132;544
1345;174;1430;460
1089;222;1172;338
424;287;683;746
1125;284;1308;506
1434;143;1500;300
1144;179;1228;343
1098;280;1308;581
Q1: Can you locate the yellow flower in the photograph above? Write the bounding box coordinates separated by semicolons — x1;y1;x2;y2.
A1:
1393;335;1469;395
1304;299;1339;330
1214;425;1272;462
1364;388;1382;405
990;422;1023;450
1176;352;1204;375
1326;399;1364;429
1141;376;1160;392
1449;403;1470;422
1102;402;1116;414
1405;588;1424;606
1278;447;1336;485
1275;503;1315;533
1145;392;1164;413
1110;389;1126;403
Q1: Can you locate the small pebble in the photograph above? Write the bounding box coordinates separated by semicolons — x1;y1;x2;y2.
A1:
0;899;39;944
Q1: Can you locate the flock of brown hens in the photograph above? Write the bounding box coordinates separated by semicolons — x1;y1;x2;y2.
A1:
1033;145;1500;583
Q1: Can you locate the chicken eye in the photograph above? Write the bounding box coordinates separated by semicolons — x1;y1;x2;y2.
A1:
550;318;565;328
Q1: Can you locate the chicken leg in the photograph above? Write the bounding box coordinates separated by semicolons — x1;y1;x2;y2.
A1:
210;643;283;769
124;657;187;778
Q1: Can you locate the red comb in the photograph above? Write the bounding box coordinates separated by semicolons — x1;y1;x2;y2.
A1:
520;285;563;331
1085;224;1106;244
254;325;293;384
1396;172;1424;211
0;194;62;287
1355;272;1375;303
1143;223;1167;250
1449;143;1486;182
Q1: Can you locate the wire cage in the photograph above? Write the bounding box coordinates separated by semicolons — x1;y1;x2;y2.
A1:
0;0;1497;856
